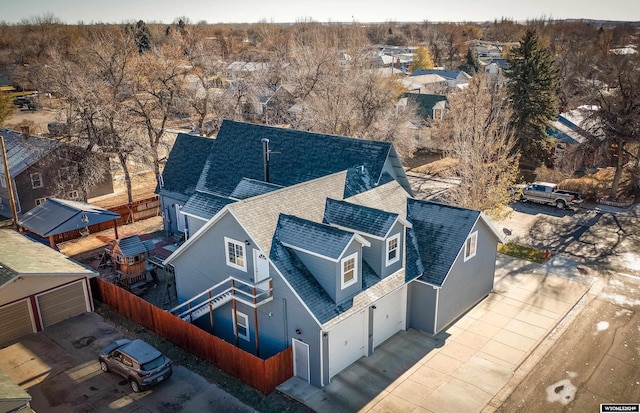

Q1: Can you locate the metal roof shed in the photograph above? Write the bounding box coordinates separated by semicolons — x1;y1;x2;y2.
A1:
17;198;121;248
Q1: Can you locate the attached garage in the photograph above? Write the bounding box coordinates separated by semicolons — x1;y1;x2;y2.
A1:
0;300;35;345
328;309;367;380
372;285;406;349
37;281;90;328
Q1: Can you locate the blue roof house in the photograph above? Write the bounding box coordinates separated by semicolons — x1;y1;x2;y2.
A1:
160;121;502;389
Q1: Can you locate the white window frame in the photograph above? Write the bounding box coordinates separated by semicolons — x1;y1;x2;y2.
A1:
68;190;79;199
385;233;400;266
225;237;247;272
35;197;48;206
0;173;5;188
233;310;249;341
30;172;43;189
464;231;478;262
340;252;358;289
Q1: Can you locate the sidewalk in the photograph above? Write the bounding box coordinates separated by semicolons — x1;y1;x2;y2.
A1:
279;255;592;413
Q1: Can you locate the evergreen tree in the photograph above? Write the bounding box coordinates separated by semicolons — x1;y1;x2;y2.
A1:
459;48;479;75
506;29;558;165
135;20;152;54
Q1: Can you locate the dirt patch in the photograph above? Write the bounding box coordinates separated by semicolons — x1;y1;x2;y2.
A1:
409;156;459;177
559;166;635;201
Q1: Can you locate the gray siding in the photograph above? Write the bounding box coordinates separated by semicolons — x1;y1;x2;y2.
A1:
381;221;404;278
361;236;383;277
408;280;437;334
186;214;207;236
435;221;498;333
160;193;188;234
293;240;362;304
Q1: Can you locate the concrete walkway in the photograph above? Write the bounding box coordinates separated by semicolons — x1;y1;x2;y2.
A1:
278;255;591;413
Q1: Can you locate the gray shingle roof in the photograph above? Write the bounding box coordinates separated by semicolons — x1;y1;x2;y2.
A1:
17;198;120;237
158;133;216;199
402;94;447;119
196;120;394;198
346;179;410;217
0;128;62;177
229;178;283;200
116;235;148;257
182;192;235;220
323;198;399;238
406;198;480;286
410;69;471;80
277;214;354;260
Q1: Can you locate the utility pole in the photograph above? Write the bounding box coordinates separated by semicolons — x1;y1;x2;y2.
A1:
0;136;19;229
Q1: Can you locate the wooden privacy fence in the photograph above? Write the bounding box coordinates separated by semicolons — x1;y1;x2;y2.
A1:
52;196;160;243
93;278;293;394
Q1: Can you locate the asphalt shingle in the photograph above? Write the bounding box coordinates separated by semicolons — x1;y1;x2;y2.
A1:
181;192;235;220
323;198;399;238
276;214;354;260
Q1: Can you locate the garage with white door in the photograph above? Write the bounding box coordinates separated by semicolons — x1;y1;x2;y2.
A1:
328;309;367;380
372;285;407;350
0;300;35;345
37;281;90;328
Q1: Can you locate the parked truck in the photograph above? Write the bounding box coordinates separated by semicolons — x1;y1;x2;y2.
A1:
521;182;583;209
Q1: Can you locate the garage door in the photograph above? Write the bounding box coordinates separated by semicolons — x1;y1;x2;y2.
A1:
0;300;35;345
373;286;406;349
37;281;88;328
328;309;366;380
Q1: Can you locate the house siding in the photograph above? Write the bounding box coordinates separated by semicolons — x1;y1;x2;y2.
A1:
362;237;383;277
160;192;189;235
186;214;207;236
0;275;86;304
407;280;437;334
435;221;497;333
335;242;363;303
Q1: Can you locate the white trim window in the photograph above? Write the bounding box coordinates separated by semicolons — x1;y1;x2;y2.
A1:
385;233;400;266
464;231;478;261
233;310;249;341
30;172;43;189
225;237;247;272
340;252;358;289
35;197;48;206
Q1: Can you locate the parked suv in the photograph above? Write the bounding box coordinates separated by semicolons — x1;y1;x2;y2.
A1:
98;339;172;392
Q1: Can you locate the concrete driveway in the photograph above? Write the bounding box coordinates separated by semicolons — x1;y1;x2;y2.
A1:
0;312;254;413
279;255;591;413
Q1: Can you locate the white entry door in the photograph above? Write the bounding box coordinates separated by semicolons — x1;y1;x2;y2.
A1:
292;338;310;382
253;249;270;291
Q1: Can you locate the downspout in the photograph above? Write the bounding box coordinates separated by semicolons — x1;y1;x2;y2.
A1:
262;138;270;183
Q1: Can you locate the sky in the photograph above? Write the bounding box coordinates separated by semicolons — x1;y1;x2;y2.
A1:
3;0;640;24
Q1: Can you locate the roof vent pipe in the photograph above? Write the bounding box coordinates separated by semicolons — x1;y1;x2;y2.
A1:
261;138;270;183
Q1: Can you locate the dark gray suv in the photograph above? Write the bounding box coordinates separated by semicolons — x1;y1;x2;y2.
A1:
98;339;172;392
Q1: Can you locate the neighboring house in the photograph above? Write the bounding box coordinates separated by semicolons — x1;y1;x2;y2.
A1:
402;74;448;94
401;93;448;120
160;122;503;388
158;120;413;236
484;58;508;88
0;128;114;218
547;106;599;164
0;229;97;346
410;69;472;89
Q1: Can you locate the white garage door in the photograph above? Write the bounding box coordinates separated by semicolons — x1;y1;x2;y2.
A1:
373;286;406;349
37;281;89;328
328;309;366;380
0;299;35;345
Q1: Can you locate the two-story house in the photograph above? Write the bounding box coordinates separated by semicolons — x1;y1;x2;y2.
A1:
160;121;503;388
0;128;114;218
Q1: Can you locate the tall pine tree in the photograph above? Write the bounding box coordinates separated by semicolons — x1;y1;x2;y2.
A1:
506;29;558;165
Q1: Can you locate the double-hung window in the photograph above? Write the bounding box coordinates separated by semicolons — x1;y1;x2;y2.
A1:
225;237;247;271
233;310;249;341
464;231;478;261
340;252;358;289
386;234;400;266
30;173;43;189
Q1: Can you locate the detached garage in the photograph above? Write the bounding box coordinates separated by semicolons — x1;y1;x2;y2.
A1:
0;229;97;347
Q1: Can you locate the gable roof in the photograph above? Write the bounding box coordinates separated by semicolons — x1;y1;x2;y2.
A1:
196;120;400;198
406;198;480;286
158;133;216;200
410;69;471;80
277;214;357;260
0;128;62;177
0;229;96;285
402;94;447;119
323;198;403;238
346;179;410;217
181;192;235;220
115;235;149;257
17;198;120;237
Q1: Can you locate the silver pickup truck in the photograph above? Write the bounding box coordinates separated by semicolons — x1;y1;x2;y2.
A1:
521;182;583;209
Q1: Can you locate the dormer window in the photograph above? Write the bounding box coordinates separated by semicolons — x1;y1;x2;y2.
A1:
225;237;247;272
386;234;400;266
341;252;358;289
464;231;478;261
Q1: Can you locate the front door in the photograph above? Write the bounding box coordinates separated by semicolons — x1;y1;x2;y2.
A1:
292;338;310;382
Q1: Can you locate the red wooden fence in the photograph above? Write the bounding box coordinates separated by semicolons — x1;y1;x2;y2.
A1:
93;278;293;394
